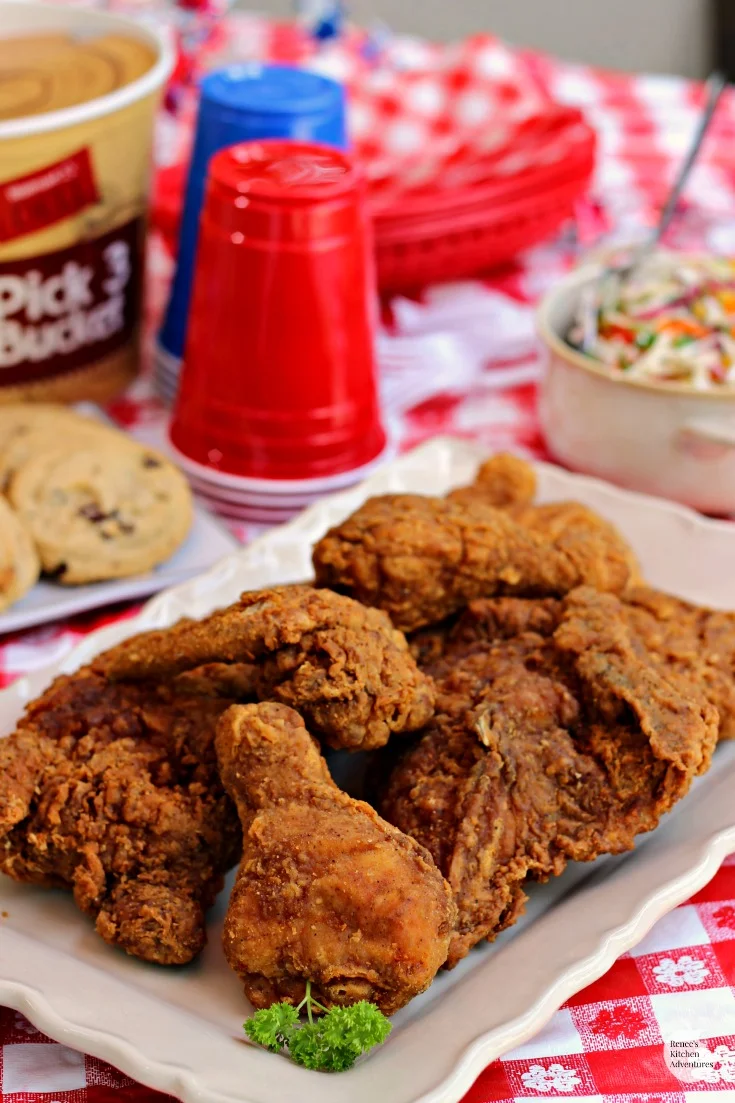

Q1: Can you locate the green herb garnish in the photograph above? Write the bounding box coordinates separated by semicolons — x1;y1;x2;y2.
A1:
244;981;391;1072
635;330;656;350
673;334;697;347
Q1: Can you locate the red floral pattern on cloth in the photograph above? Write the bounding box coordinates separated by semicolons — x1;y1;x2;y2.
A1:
713;905;735;930
579;1000;656;1047
3;14;735;1103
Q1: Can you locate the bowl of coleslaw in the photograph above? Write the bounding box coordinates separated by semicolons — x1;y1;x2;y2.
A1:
538;250;735;514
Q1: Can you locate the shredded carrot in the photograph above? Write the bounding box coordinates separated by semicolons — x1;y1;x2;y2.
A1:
717;289;735;312
654;318;709;338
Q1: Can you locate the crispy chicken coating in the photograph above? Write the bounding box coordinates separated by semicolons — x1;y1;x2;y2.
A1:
623;586;735;741
0;668;242;964
513;501;642;595
448;453;537;511
450;457;639;590
313;493;639;633
216;702;456;1016
380;587;717;966
408;597;559;669
432;589;735;743
92;585;435;751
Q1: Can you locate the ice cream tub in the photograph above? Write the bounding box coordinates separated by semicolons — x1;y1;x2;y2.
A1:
0;1;173;403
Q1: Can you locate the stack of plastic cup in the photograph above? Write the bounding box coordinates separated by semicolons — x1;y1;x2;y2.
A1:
155;63;347;403
168;139;390;523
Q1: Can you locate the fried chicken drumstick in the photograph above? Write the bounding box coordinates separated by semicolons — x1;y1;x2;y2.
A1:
380;588;717;966
94;585;435;751
313;492;639;632
0;582;436;966
0;667;242;964
216;702;456;1015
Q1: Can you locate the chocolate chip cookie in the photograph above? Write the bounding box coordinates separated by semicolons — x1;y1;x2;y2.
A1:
0;497;40;610
9;441;193;584
0;404;118;492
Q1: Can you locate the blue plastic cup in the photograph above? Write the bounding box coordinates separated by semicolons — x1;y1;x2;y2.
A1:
158;63;348;364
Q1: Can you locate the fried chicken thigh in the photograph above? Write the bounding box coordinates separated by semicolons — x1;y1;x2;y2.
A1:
431;588;735;743
380;588;717;966
313;493;639;632
216;702;456;1015
94;585;434;751
623;586;735;740
0;668;241;964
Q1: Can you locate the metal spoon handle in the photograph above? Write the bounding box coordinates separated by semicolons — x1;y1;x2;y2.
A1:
647;70;728;251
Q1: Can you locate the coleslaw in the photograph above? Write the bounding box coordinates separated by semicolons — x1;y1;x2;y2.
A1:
568;251;735;389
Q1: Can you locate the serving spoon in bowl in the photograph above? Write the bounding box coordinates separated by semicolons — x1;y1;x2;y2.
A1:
581;70;728;350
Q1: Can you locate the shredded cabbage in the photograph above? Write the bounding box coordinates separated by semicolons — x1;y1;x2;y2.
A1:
568;251;735;388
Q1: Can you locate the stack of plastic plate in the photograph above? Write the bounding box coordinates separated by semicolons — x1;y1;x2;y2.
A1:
169;433;396;524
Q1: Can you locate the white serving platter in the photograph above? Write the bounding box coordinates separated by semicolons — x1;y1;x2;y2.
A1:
1;436;735;1103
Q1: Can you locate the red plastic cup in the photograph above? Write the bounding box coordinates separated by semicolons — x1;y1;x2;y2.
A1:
170;139;386;480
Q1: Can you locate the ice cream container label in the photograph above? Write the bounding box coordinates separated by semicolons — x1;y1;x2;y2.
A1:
0;218;142;385
0;149;100;244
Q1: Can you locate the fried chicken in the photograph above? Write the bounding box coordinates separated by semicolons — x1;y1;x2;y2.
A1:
623;586;735;741
447;453;537;510
216;702;456;1016
380;587;717;966
0;667;242;964
433;588;735;743
408;597;560;668
313;493;639;633
93;585;435;751
448;457;639;590
513;501;642;594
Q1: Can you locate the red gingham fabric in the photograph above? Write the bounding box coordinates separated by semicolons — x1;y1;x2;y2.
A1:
170;24;549;188
157;15;735;207
157;19;592;212
4;14;735;1102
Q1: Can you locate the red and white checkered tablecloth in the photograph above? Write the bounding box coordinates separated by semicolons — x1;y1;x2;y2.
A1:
5;863;735;1103
5;18;735;1102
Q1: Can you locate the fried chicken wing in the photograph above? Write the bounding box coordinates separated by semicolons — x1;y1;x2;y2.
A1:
448;457;639;591
93;585;434;751
448;453;537;510
216;702;456;1015
380;587;716;966
313;493;639;632
513;502;642;595
0;668;241;964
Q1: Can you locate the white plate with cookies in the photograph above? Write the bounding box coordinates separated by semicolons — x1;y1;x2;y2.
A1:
0;404;238;635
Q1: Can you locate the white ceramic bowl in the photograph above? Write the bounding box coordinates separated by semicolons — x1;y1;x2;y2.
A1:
537;264;735;514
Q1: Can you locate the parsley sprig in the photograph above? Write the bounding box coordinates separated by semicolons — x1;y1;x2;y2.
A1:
244;981;391;1071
